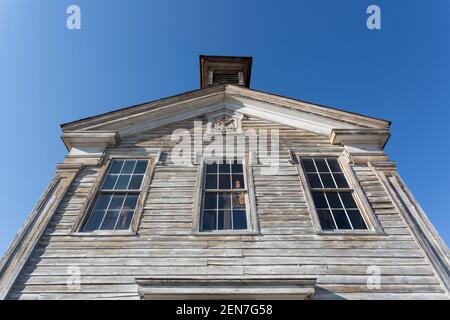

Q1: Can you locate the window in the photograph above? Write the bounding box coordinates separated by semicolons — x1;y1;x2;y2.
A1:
301;158;368;231
82;159;149;232
201;159;248;231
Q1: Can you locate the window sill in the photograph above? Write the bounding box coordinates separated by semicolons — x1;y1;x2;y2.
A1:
69;230;138;237
191;230;259;236
316;229;387;236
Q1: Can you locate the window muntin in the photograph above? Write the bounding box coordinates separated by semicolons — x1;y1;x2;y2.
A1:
101;159;147;191
82;159;148;232
301;158;367;231
201;159;248;231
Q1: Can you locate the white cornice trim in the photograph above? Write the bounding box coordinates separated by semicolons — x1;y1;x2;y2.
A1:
224;100;351;135
330;128;391;149
117;103;224;137
61;131;120;151
61;85;390;137
225;85;390;129
61;85;227;131
64;89;225;132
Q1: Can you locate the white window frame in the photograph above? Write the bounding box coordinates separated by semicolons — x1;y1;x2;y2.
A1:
71;155;155;236
192;156;259;235
296;152;384;235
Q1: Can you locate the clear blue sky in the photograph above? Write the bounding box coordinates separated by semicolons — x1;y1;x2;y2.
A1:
0;0;449;255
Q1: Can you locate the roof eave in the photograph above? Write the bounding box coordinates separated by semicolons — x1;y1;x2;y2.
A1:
60;84;391;133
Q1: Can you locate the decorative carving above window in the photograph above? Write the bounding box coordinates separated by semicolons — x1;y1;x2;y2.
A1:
212;116;238;134
205;111;244;135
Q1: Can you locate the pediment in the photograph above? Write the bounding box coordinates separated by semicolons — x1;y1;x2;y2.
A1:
61;85;391;151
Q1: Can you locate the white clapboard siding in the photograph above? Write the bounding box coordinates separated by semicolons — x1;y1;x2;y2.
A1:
9;115;447;300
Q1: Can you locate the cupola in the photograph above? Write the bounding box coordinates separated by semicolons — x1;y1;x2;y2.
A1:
199;55;252;88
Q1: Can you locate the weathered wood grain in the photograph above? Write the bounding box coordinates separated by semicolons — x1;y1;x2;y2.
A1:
7;115;447;300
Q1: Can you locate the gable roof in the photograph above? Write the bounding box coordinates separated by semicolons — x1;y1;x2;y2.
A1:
60;84;391;150
61;84;390;131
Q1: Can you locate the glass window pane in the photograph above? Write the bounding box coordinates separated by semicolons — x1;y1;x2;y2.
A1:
233;210;247;230
320;173;336;188
206;162;217;174
224;210;232;229
231;161;243;174
205;175;217;189
102;175;118;190
82;158;150;232
123;194;139;210
83;210;105;231
133;160;148;174
326;159;342;172
232;192;246;209
218;210;224;230
93;194;112;210
100;210;119;230
340;192;357;208
332;210;352;229
312;192;328;209
219;174;231;189
301;159;316;173
202;210;216;231
347;209;367;229
218;210;232;230
333;173;349;188
219;162;230;174
317;209;335;230
115;175;131;190
116;209;134;230
122;160;136;174
314;159;329;173
325;192;343;209
109;160;124;174
109;194;126;210
232;175;245;189
128;175;144;190
218;192;232;209
204;193;217;209
307;173;322;188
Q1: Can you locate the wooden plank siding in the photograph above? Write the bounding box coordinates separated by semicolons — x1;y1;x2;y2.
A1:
9;116;448;300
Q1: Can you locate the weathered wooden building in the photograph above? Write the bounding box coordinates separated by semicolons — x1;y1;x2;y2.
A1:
1;56;449;300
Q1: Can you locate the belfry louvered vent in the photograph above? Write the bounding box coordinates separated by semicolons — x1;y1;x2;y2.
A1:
212;72;239;86
200;56;252;88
